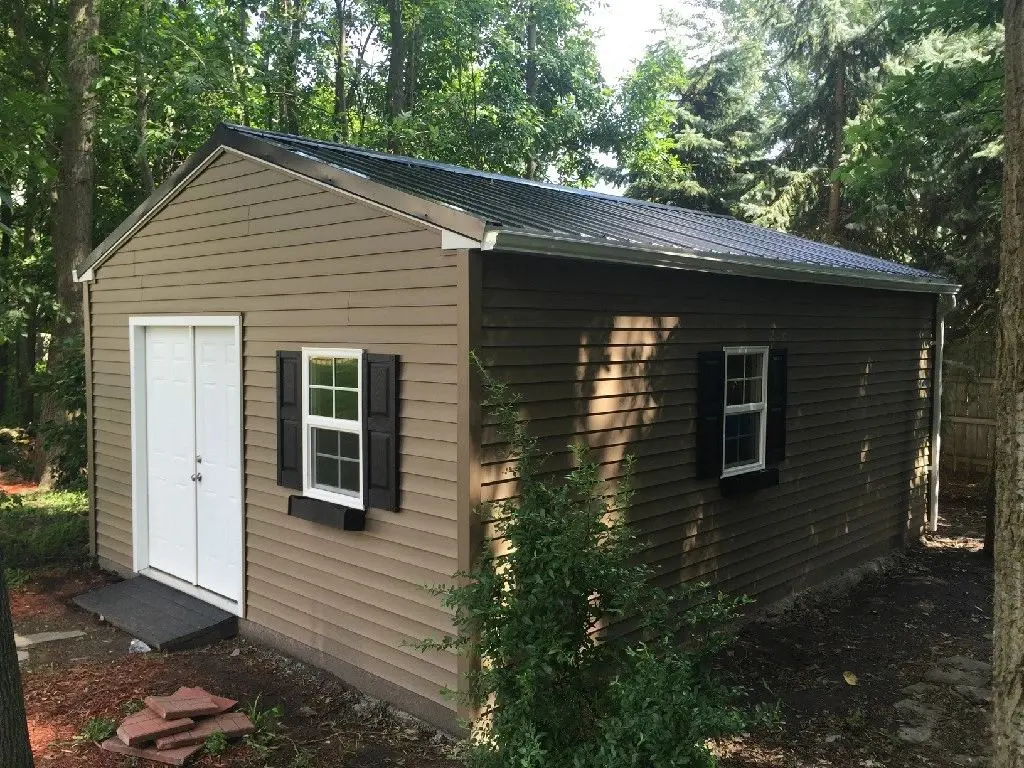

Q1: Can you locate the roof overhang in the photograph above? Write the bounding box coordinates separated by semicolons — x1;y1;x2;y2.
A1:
485;230;960;295
73;124;487;282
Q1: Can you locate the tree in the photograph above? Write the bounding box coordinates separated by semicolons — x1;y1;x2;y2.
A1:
39;0;99;484
0;546;33;768
613;34;767;215
992;0;1024;763
842;22;1002;339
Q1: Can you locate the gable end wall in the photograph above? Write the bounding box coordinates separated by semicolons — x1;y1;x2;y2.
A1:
87;151;460;724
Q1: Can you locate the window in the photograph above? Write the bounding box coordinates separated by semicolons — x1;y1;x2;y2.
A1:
722;347;768;477
301;348;363;507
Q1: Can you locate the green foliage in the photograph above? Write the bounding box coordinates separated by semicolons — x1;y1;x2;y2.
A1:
422;357;749;768
203;730;229;755
842;22;1002;336
0;489;88;569
3;567;30;589
35;334;87;490
613;26;768;214
119;699;145;716
0;428;35;480
76;717;117;743
242;695;284;759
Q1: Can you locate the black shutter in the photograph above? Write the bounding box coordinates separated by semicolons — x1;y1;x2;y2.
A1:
363;353;400;511
276;350;302;490
695;351;726;479
765;348;788;465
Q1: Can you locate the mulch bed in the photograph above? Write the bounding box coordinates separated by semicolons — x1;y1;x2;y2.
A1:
23;643;459;767
15;482;992;767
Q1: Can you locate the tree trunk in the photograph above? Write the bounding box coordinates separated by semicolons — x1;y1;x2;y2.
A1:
985;466;996;558
385;0;406;148
52;0;98;331
134;61;154;197
993;0;1024;765
283;0;303;134
0;198;10;421
524;8;538;179
0;555;33;768
134;0;154;196
333;0;348;140
41;0;98;485
404;22;417;113
17;310;36;428
235;0;250;125
826;51;845;238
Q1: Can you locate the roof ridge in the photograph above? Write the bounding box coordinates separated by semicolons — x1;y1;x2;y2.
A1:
220;123;739;220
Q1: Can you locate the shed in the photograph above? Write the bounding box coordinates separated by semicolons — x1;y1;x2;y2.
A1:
74;123;959;728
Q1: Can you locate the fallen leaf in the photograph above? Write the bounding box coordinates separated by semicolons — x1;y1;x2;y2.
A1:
843;671;858;686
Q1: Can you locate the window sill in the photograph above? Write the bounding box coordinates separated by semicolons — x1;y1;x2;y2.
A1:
288;495;366;531
719;467;780;497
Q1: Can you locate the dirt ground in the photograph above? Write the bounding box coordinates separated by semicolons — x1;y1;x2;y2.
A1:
13;568;458;767
718;480;993;767
13;483;992;767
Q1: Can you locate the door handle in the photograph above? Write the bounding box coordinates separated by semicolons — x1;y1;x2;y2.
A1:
191;472;202;482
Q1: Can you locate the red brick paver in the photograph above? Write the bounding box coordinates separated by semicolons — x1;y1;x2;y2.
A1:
154;712;254;750
172;686;236;715
145;691;221;719
100;737;203;766
116;709;195;747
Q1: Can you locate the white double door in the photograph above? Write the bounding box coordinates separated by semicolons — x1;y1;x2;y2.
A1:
143;324;242;605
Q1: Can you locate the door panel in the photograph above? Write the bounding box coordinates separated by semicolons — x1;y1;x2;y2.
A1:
193;326;243;601
145;327;196;583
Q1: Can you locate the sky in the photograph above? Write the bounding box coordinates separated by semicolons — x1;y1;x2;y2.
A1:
586;0;670;191
589;0;667;86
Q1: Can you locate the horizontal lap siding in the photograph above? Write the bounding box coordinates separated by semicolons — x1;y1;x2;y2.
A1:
89;152;458;708
480;253;933;605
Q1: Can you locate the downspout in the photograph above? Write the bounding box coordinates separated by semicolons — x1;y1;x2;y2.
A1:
929;293;956;532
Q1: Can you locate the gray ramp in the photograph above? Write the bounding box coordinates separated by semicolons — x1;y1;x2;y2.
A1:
73;576;237;651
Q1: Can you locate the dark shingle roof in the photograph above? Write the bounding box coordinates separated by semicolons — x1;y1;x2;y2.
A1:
228;125;950;288
77;123;956;293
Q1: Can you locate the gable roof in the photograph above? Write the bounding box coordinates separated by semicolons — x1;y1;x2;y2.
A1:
76;123;958;294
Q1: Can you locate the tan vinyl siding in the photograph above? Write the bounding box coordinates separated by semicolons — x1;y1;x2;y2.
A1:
88;151;458;710
479;253;933;605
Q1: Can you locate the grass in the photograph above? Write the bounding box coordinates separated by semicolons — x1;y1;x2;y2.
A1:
242;695;284;760
0;489;89;570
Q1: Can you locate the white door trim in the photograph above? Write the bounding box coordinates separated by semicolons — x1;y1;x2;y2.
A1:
128;314;245;617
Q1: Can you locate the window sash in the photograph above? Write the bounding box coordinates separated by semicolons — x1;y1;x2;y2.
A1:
721;347;768;477
301;348;364;508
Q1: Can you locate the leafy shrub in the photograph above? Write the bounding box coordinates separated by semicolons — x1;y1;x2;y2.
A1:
0;427;35;480
204;731;229;755
76;717;116;743
36;334;87;490
423;356;749;768
0;489;88;568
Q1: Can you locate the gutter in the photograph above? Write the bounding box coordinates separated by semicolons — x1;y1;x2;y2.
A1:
929;293;956;533
487;230;960;295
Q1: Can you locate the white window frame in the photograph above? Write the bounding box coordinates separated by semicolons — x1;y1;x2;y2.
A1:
301;347;365;508
721;345;769;478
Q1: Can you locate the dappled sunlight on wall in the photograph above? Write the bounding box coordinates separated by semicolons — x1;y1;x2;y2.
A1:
478;252;936;606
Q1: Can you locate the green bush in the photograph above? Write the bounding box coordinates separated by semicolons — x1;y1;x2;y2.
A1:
36;334;87;490
423;357;749;768
0;427;35;480
0;489;88;568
